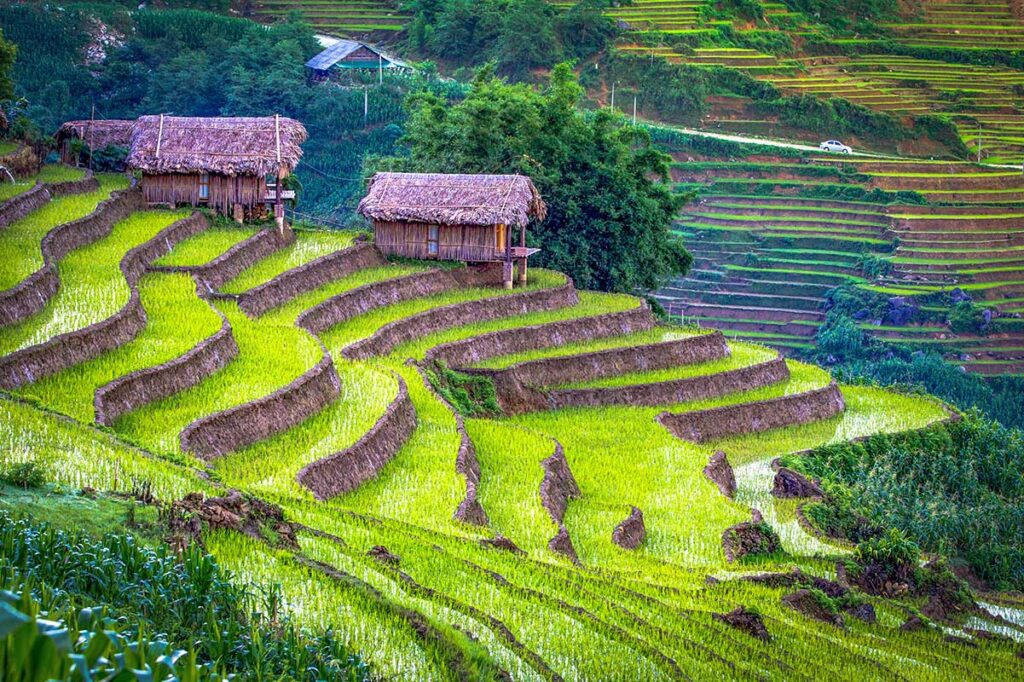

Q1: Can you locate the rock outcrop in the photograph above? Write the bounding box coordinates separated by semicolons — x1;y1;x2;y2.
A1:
722;509;781;562
612;506;645;550
782;589;844;627
712;606;771;642
703;450;736;498
772;467;824;498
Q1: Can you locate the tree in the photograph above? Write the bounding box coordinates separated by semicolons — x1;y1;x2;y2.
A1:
0;27;15;102
374;63;691;292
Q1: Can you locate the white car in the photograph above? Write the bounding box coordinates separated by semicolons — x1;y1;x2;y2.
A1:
820;139;852;154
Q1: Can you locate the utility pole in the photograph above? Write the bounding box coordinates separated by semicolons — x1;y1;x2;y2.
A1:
610;82;615;111
364;86;369;127
378;54;383;85
633;95;637;125
88;103;95;171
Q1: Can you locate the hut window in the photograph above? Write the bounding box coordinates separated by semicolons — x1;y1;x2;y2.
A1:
427;225;439;256
496;223;506;251
199;173;210;201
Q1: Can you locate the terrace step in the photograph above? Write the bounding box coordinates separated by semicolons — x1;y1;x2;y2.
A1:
665;302;823;323
694;202;891;225
658;286;825;312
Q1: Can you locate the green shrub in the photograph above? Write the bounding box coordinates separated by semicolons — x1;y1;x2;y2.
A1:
855;528;921;572
948;301;986;335
789;415;1024;590
426;362;502;417
0;513;371;680
0;462;46;489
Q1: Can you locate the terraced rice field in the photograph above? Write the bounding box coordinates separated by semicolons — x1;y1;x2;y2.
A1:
749;55;1024;163
251;0;409;35
884;0;1024;50
661;154;1024;373
4;170;1019;677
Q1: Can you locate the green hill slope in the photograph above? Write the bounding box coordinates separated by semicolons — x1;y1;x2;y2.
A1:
2;168;1023;678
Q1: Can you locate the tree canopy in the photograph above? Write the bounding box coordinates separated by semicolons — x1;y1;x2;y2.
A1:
373;63;691;292
406;0;616;80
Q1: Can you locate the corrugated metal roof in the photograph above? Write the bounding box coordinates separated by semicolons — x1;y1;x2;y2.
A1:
305;40;408;71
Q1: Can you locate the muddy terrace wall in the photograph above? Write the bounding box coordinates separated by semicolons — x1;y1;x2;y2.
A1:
296;264;503;336
426;304;655;368
297;374;416;500
496;331;728;388
47;174;100;198
94;305;238;426
0;188;145;326
153;227;295;293
0;210;206;390
179;342;341;459
238;242;384;317
0;183;50;229
658;381;845;443
415;365;488;526
546;356;790;411
343;279;579;360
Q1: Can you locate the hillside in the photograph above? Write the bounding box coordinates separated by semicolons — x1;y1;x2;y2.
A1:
659;147;1024;374
1;161;1023;677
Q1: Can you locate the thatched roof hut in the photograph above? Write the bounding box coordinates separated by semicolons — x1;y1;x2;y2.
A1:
56;119;135;165
358;173;545;286
57;119;136;150
358;172;547;227
126;115;307;176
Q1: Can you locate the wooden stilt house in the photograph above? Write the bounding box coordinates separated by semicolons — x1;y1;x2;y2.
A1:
357;172;545;288
56;119;135;166
125;115;307;220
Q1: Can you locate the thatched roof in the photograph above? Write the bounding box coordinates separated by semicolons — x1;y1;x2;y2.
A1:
358;172;547;227
57;119;135;150
126;115;307;176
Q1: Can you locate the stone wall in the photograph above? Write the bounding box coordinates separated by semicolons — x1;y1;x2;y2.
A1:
658;381;846;443
0;183;49;229
342;280;579;360
0;210;206;390
426;304;656;368
0;188;145;326
238;242;384;317
296;374;417;500
94;303;239;426
179;342;341;459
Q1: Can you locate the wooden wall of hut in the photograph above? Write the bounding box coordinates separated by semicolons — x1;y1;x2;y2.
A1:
60;142;77;166
373;220;506;262
141;173;267;214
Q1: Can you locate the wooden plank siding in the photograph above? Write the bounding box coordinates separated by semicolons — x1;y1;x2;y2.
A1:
374;220;508;262
141;173;268;214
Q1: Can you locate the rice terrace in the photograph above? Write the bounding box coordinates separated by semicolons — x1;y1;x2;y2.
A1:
0;0;1023;680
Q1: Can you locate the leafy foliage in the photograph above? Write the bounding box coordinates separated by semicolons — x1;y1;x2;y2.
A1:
425;362;501;417
375;63;691;291
0;512;370;680
405;0;616;78
0;462;46;489
786;414;1024;590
